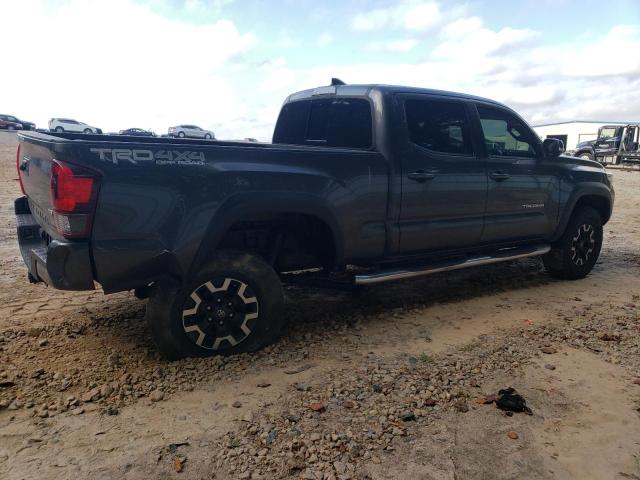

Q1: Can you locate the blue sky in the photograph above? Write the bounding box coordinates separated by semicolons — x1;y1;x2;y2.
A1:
154;0;640;66
2;0;639;139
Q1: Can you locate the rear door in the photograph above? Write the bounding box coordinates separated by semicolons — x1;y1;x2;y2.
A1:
474;103;558;243
397;94;487;253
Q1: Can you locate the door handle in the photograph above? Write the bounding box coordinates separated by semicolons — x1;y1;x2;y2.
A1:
489;171;510;181
407;170;437;182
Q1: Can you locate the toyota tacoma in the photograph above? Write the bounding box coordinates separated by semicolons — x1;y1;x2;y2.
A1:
14;81;614;359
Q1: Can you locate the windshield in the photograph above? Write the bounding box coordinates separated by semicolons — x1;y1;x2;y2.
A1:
599;126;619;140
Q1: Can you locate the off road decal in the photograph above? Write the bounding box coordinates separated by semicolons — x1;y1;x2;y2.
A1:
90;148;205;166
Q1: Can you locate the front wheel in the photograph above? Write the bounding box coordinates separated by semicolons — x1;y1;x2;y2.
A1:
54;126;64;132
7;125;15;131
83;128;92;134
543;206;603;280
178;131;185;138
146;251;285;360
205;133;212;140
579;153;593;160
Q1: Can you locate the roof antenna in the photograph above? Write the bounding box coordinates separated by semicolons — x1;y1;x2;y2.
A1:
330;77;346;86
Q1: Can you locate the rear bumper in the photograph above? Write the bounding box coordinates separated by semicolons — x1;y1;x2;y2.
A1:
15;196;95;291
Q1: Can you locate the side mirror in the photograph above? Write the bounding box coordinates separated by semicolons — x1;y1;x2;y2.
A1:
543;138;564;158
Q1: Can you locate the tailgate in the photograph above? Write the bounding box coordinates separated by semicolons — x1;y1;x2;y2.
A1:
18;136;59;237
18;133;101;240
15;133;98;290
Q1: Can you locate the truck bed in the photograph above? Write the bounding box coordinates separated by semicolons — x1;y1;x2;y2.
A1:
16;131;389;293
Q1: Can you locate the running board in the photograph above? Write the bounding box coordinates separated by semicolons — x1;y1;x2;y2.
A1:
354;244;551;285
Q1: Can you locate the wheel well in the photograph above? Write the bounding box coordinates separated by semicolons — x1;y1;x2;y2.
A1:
574;195;611;224
216;213;337;272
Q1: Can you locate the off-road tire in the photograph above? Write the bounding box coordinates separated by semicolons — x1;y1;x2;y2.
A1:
146;250;285;360
543;206;603;280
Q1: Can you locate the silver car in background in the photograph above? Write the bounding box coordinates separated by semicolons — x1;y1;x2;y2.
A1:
168;125;215;139
49;118;101;134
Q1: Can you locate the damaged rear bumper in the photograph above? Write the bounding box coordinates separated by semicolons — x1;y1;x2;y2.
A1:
15;196;95;291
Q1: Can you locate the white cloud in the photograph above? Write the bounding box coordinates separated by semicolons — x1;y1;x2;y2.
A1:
0;0;258;138
274;28;297;49
1;1;638;143
259;59;298;92
367;39;419;53
561;25;640;78
403;2;441;31
182;0;235;15
435;17;538;60
352;8;391;32
352;1;442;33
297;23;640;126
317;32;333;47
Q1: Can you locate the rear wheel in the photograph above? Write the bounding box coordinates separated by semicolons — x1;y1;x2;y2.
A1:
543;206;603;280
146;251;285;360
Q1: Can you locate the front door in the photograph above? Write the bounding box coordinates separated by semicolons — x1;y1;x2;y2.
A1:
398;95;487;254
474;103;558;243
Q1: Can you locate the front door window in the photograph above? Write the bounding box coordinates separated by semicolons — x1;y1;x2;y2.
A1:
477;106;538;158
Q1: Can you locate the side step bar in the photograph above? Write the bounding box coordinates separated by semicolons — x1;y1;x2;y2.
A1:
354;244;551;285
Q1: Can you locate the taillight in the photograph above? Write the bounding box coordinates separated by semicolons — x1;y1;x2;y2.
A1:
50;160;100;239
16;144;26;194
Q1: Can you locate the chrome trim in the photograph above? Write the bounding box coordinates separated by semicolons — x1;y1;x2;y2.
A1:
354;244;551;285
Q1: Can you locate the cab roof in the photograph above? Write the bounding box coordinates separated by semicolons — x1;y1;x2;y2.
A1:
285;83;506;109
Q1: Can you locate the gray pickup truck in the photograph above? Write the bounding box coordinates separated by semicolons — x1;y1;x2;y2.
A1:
15;81;614;359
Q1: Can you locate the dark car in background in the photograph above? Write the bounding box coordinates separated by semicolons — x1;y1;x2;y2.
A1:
0;114;36;131
573;139;597;159
119;128;156;137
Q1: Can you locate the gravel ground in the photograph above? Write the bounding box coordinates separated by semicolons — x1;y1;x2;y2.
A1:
0;130;639;480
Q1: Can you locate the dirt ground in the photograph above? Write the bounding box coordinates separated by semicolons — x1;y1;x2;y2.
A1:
0;130;639;480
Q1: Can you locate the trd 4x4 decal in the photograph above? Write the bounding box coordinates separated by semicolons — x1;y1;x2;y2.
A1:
90;148;205;166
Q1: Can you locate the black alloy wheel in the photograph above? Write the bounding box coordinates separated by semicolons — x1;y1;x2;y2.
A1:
146;250;284;359
543;206;603;280
570;223;596;267
181;277;259;351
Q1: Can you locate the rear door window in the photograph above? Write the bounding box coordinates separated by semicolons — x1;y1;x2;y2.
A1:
273;98;372;149
404;98;473;155
273;101;311;145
